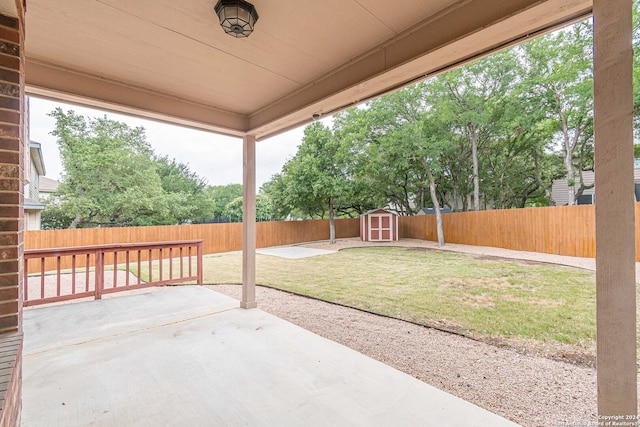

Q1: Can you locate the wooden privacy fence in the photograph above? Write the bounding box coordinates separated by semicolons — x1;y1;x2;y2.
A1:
25;204;640;265
24;218;361;254
23;240;203;306
400;203;640;260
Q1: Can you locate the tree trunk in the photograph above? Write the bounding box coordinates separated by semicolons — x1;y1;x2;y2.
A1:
564;150;576;205
328;197;336;244
429;177;445;247
470;123;480;211
68;215;81;229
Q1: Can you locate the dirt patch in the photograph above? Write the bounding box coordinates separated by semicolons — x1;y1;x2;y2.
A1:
439;276;514;290
474;254;552;267
457;293;496;309
501;294;564;307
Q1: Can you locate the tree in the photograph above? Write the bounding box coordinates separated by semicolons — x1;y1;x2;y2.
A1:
49;109;169;228
153;155;213;224
45;109;210;228
267;122;369;243
362;85;448;245
519;22;594;205
222;194;277;222
425;51;519;211
205;184;243;219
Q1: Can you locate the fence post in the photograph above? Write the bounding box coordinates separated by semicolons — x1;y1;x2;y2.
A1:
95;250;104;300
23;258;28;305
197;242;203;285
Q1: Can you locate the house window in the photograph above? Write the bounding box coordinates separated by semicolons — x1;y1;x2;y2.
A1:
577;194;594;205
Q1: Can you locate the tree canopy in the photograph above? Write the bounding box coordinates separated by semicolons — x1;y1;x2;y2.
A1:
43;109;214;228
264;17;607;222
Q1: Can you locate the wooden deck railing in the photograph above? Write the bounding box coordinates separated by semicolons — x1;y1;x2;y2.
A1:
23;240;203;307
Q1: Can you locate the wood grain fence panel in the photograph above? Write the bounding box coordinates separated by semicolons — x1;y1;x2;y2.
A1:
25;204;638;265
24;218;361;272
399;204;605;259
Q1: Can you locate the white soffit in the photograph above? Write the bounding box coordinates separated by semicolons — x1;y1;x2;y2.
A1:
24;0;592;139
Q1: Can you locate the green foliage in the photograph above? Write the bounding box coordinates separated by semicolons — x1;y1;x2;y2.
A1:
268;15;609;213
265;122;376;220
222;194;277;222
43;109;211;228
153;156;213;224
40;196;75;230
205;184;243;219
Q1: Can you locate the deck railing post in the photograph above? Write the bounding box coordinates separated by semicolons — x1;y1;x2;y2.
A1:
23;258;28;304
95;250;104;300
197;242;203;285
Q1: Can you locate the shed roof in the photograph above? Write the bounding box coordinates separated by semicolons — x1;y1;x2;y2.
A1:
361;208;399;217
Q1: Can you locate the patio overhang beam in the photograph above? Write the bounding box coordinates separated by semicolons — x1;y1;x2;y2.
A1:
25;61;248;138
247;0;592;140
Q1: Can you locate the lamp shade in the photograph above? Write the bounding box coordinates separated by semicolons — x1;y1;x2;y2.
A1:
214;0;259;38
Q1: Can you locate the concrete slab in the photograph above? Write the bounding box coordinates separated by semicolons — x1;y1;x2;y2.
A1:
22;286;520;427
257;246;336;259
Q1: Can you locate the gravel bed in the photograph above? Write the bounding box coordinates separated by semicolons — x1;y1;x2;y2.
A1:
208;284;598;427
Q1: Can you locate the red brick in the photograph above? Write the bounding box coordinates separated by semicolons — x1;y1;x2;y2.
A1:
0;16;17;31
0;302;17;317
0;166;18;179
0;139;18;152
0;234;16;247
0;42;17;58
0;206;17;218
0;84;17;99
0;315;18;332
0;262;17;276
0;221;17;233
0;69;18;86
0;248;16;261
0;111;18;127
0;152;18;164
0;125;18;139
0;273;17;286
0;180;18;193
0;287;17;303
0;97;18;112
0;27;18;45
0;55;19;74
0;193;18;205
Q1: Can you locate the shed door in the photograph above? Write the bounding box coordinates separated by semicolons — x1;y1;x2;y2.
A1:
369;214;391;241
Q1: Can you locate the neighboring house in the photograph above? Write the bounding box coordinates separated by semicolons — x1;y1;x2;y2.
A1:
23;142;46;230
416;207;452;215
38;176;60;200
551;160;640;205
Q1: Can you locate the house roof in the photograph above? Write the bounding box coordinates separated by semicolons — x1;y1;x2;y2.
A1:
21;0;592;141
29;141;46;176
23;198;45;211
38;176;60;194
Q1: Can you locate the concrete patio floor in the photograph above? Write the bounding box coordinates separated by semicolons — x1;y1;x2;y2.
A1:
22;286;520;426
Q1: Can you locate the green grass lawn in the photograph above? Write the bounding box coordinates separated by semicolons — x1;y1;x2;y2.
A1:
202;246;599;351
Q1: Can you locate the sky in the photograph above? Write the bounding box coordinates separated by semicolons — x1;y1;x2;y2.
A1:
28;96;309;189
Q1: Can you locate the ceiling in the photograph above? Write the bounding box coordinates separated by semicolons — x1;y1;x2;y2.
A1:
21;0;592;140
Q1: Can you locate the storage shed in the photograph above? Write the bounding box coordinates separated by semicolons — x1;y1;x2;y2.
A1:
360;209;399;242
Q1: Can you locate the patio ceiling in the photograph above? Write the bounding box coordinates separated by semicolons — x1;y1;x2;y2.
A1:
22;0;591;140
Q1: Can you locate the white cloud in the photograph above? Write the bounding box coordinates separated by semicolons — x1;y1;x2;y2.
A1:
28;96;304;189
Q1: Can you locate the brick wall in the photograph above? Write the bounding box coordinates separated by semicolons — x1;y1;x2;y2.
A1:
0;3;25;426
0;5;24;333
0;333;21;427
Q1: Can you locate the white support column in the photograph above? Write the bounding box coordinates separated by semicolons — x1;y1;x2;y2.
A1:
593;0;637;417
241;134;257;309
